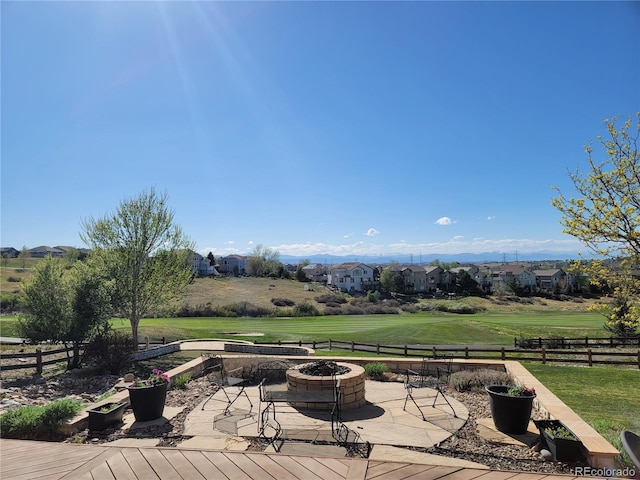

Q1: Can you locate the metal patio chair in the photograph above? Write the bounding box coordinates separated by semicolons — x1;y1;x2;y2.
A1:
403;354;457;420
620;430;640;471
201;355;252;416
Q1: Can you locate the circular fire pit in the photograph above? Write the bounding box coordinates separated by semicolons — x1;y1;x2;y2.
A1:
286;361;366;410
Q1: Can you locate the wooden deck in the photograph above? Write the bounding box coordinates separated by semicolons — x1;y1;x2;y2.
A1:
0;439;599;480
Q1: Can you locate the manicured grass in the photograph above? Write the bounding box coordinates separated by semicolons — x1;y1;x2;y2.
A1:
0;311;609;345
524;363;639;463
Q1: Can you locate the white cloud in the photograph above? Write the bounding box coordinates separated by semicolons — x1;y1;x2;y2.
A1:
435;217;455;226
344;233;352;238
452;235;464;240
487;216;495;221
366;228;380;237
247;240;254;245
225;240;235;245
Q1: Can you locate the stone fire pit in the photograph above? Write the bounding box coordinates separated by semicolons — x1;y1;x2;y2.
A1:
286;360;366;410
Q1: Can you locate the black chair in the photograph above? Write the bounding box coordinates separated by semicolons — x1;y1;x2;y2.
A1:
201;356;252;416
403;354;457;420
620;430;640;471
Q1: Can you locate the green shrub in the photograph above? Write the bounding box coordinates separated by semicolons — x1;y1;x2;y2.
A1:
293;301;320;316
0;399;83;440
364;362;388;378
84;330;136;375
6;276;21;282
0;292;22;313
450;369;513;392
172;373;192;390
314;293;348;304
271;298;295;307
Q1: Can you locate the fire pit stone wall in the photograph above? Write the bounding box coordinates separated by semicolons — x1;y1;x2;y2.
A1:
286;362;366;410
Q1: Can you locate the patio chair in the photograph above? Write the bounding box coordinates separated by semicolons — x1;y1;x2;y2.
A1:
201;355;252;416
620;430;640;470
403;354;457;420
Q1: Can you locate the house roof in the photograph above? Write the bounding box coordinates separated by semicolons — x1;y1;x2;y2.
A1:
533;269;564;276
330;262;372;270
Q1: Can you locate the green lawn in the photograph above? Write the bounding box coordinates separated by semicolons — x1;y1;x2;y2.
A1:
0;311;609;345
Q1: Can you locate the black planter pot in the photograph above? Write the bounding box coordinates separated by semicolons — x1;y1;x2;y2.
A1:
87;402;127;431
486;385;536;434
128;383;168;422
534;419;585;462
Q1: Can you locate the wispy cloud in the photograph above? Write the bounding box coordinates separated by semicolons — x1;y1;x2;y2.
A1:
435;217;455;226
487;216;495;221
366;228;379;236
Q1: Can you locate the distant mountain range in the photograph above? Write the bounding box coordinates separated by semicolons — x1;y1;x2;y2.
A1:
278;251;589;266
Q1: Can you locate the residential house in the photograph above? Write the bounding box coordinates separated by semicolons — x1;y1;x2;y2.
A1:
327;262;375;293
0;247;19;258
493;264;537;292
424;265;444;293
218;255;247;275
28;246;65;258
533;268;571;293
385;265;428;293
192;252;218;277
302;263;327;282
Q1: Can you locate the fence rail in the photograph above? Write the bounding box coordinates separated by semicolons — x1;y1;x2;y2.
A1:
515;336;640;349
255;339;640;368
0;347;75;373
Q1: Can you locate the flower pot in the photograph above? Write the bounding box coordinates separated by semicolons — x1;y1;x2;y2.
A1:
534;419;585;462
87;402;126;431
486;385;536;434
128;383;168;422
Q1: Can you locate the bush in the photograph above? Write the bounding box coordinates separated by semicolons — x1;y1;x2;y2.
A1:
293;301;320;317
450;369;513;392
271;298;295;307
364;362;388;378
315;293;348;304
0;399;83;440
84;330;137;375
0;292;22;313
6;276;21;282
172;373;192;390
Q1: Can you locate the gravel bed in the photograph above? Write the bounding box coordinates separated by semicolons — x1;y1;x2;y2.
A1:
1;371;581;474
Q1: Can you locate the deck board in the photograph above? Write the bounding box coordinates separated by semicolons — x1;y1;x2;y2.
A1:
0;439;608;480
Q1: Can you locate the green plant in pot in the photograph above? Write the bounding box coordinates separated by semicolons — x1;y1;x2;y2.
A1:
127;368;170;422
486;384;536;434
534;419;585;462
87;402;127;431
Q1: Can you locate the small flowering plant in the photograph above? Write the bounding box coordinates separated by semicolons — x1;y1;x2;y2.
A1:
129;369;170;388
507;385;536;397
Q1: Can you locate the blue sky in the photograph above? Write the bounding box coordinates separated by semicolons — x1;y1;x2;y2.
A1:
2;1;638;260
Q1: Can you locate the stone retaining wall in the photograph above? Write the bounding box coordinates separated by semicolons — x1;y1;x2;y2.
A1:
224;343;311;356
130;343;180;361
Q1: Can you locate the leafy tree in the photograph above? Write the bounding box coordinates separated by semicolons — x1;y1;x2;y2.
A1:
552;113;640;336
207;252;216;265
63;247;84;266
379;268;395;293
18;256;71;344
246;244;281;277
295;260;310;282
18;246;30;269
18;256;111;368
80;187;194;343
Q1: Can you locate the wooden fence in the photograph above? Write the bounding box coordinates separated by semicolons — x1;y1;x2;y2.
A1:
0;347;74;374
256;339;640;368
515;336;640;349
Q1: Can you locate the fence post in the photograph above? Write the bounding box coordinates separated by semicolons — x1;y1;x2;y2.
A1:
145;336;149;350
501;347;505;361
351;341;354;352
514;337;518;348
585;336;589;348
328;339;332;350
588;349;592;367
404;345;407;356
432;346;437;358
36;348;42;375
541;347;546;365
312;341;316;350
376;344;380;355
538;337;542;348
299;340;302;346
162;337;165;345
465;346;469;359
637;349;639;369
610;336;613;347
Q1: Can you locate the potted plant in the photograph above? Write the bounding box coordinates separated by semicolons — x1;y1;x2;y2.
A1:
87;402;127;431
534;419;585;462
486;384;536;434
127;368;170;422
